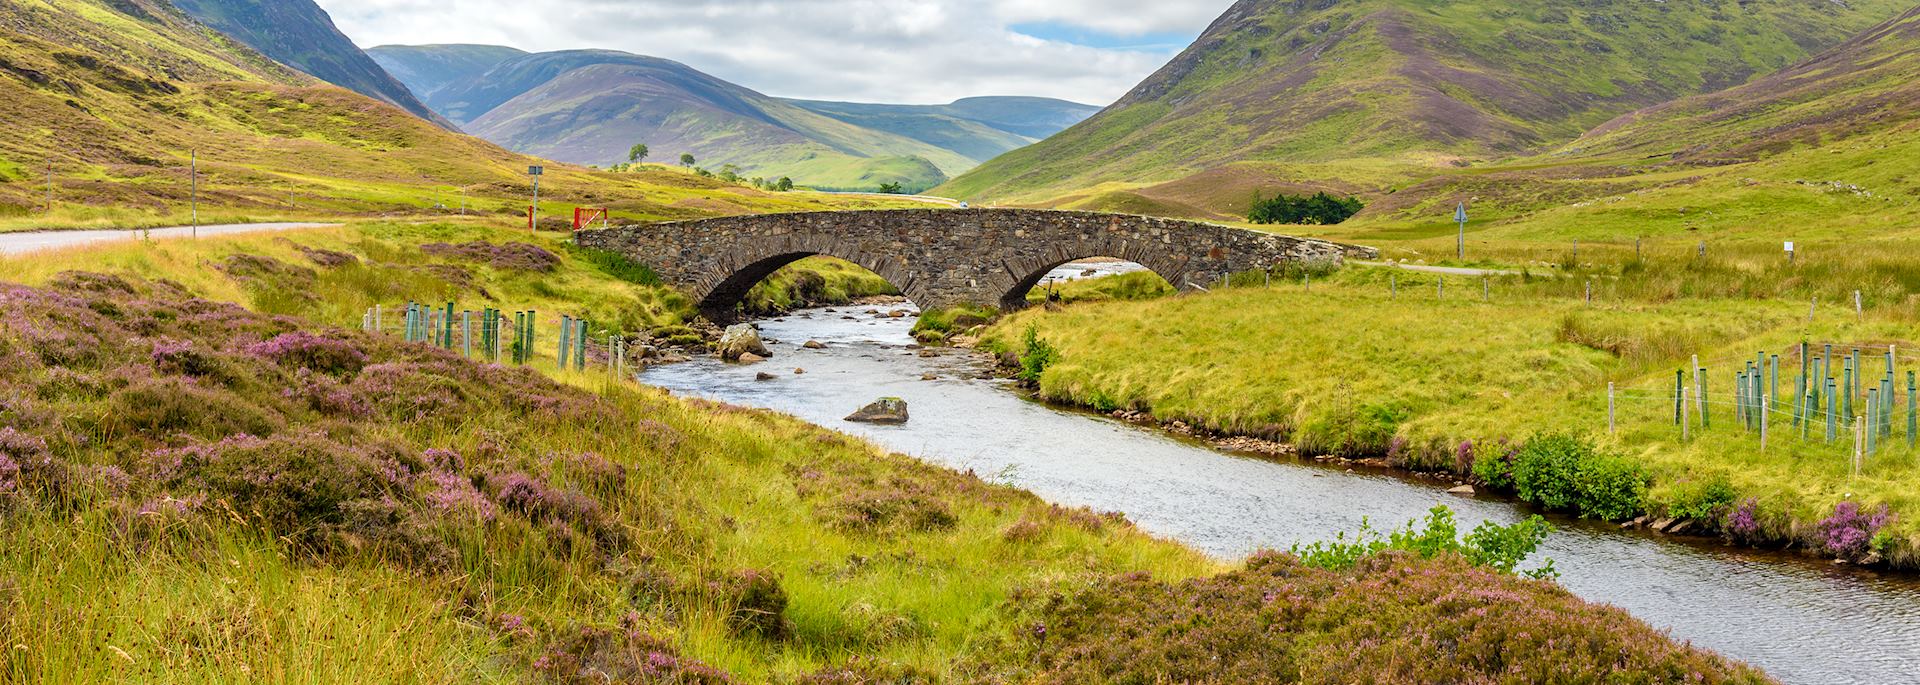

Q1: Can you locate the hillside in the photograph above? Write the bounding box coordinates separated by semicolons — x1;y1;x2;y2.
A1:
369;45;1095;192
940;0;1912;213
168;0;455;129
0;0;908;230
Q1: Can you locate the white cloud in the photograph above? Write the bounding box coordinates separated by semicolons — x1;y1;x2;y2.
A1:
315;0;1232;105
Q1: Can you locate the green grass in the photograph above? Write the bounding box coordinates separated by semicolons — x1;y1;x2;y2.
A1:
984;261;1920;567
0;219;1217;681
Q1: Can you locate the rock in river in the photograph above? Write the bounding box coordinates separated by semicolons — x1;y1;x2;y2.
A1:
803;340;827;349
719;324;771;361
755;372;777;381
845;397;909;424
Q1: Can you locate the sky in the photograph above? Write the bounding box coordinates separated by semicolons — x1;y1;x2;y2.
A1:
315;0;1234;106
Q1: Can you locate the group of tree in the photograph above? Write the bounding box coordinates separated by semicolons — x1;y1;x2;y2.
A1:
1247;191;1365;225
877;182;906;194
620;142;791;191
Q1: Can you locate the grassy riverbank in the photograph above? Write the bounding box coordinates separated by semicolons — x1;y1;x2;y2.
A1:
985;260;1920;568
0;221;1773;681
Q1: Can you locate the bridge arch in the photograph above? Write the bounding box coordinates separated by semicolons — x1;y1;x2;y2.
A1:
573;209;1373;322
998;249;1189;311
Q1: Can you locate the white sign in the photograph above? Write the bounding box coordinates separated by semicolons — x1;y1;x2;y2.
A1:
1784;241;1795;252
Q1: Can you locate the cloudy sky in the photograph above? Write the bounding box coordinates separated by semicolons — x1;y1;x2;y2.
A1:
315;0;1233;106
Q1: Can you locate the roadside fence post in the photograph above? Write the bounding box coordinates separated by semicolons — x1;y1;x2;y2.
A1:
1585;280;1592;306
1390;273;1397;299
1673;369;1684;425
559;315;573;369
463;311;472;358
1482;277;1489;302
1855;290;1863;317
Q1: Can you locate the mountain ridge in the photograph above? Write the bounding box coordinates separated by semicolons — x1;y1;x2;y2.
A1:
939;0;1913;211
168;0;455;129
369;44;1097;191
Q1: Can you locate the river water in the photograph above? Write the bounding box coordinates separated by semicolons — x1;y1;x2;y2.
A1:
640;295;1920;684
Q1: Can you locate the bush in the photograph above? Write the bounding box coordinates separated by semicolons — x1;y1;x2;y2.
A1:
247;331;368;375
1017;325;1058;384
1667;477;1738;521
1247;191;1364;225
1505;433;1647;521
1291;505;1556;579
715;569;789;639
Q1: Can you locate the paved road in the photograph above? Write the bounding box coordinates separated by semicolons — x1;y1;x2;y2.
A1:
1353;260;1517;277
0;222;339;256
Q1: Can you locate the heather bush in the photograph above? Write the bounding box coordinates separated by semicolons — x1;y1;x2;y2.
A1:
711;568;789;639
1818;501;1893;560
531;622;733;683
822;483;957;534
974;551;1768;683
247;331;367;375
422;241;561;272
151;432;410;533
105;375;284;438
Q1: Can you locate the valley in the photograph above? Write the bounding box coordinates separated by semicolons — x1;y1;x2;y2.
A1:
6;0;1920;681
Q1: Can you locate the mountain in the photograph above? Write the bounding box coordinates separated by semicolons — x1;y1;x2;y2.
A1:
365;43;527;109
939;0;1912;212
167;0;454;130
1568;7;1920;167
0;0;858;224
784;97;1100;161
369;45;1096;192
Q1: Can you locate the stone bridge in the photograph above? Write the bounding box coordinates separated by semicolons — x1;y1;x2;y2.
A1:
573;209;1376;320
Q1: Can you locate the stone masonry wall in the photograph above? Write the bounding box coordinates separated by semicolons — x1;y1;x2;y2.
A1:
574;208;1377;319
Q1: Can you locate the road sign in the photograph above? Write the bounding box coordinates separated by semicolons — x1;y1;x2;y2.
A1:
1454;202;1468;259
528;165;544;176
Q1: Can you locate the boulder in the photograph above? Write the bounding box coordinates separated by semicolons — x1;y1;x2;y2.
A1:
845;397;909;424
916;349;939;358
1446;484;1475;496
803;340;827;349
719;324;771;361
793;368;806;375
888;309;909;318
738;352;767;364
755;372;777;381
920;373;939;381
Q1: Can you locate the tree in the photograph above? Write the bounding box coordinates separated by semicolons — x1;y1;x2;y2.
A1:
628;144;649;164
680;153;696;167
877;181;905;194
1248;191;1364;225
775;177;794;192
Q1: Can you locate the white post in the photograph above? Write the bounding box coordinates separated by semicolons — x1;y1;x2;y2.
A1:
1761;393;1770;452
374;304;382;332
1856;290;1864;316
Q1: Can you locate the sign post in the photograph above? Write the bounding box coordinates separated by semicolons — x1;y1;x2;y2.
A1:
528;165;544;232
1454;202;1468;260
190;148;198;239
1785;241;1796;265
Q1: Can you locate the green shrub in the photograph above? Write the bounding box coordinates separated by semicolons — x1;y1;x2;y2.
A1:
1666;477;1739;521
1291;505;1556;579
1508;433;1647;521
1017;325;1058;384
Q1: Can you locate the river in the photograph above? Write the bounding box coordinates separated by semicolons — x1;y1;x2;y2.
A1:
639;291;1920;684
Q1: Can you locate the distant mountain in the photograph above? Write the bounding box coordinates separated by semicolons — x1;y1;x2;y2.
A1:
1569;7;1920;167
168;0;455;129
939;0;1911;212
365;43;527;110
784;98;1099;161
370;45;1095;192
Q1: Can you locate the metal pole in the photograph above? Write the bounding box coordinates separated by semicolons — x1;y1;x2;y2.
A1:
531;174;540;232
1682;386;1691;442
1761;393;1770;452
